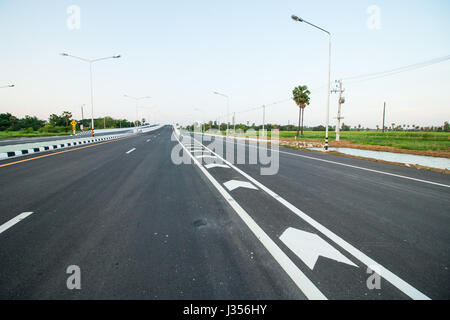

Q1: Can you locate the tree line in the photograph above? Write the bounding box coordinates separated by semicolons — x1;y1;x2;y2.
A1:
0;112;140;133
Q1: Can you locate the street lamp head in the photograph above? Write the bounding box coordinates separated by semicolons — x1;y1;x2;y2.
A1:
9;85;15;88
60;53;69;56
113;55;121;59
291;15;303;22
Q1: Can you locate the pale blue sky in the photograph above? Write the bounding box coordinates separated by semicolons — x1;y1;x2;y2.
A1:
0;0;449;127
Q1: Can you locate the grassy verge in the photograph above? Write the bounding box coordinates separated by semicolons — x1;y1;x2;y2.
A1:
279;131;450;151
0;131;76;139
212;130;449;152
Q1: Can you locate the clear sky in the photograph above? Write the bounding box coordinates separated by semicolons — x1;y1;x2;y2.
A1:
0;0;449;128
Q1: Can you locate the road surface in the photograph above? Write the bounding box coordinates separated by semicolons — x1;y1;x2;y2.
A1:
0;126;448;300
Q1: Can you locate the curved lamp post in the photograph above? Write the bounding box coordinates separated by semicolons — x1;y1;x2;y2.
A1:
61;53;121;137
291;15;331;151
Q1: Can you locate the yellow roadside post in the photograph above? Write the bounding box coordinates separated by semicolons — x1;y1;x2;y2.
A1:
71;120;78;136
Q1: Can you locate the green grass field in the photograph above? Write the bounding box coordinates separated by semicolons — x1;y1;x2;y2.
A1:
278;131;450;151
0;131;74;139
216;130;450;151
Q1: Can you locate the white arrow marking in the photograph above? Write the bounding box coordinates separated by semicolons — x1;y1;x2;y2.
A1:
205;164;230;169
280;228;358;270
224;180;258;192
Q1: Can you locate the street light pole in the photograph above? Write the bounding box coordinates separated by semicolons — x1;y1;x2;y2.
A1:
60;53;121;137
291;15;332;151
124;95;151;127
213;91;230;136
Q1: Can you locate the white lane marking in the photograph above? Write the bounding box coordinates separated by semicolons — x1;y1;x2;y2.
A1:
224;180;259;192
280;228;358;270
146;139;151;142
0;212;34;234
192;150;209;154
204;134;449;189
205;164;230;169
126;148;136;154
190;135;431;300
196;155;217;159
175;131;326;300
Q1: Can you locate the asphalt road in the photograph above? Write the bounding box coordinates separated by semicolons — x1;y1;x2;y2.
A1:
0;126;448;300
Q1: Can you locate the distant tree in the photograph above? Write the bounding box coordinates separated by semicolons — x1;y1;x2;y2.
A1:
49;114;66;127
0;113;14;131
18;116;45;131
292;85;311;138
312;125;326;131
444;121;450;132
61;111;72;127
341;123;350;131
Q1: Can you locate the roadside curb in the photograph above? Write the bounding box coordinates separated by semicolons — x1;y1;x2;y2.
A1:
0;134;126;161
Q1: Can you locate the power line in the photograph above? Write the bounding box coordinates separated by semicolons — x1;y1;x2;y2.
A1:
209;54;450;122
343;54;450;84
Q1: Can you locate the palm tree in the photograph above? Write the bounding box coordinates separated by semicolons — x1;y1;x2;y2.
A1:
292;85;311;139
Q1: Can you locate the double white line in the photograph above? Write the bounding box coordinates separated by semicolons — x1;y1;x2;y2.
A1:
178;131;431;300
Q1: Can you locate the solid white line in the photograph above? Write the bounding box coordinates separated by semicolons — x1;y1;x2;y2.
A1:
192;135;431;300
0;212;34;234
202;134;449;189
174;130;326;300
126;148;136;154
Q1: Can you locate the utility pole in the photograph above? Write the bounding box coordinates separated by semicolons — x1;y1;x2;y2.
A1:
331;80;345;142
233;112;236;132
81;105;85;131
382;102;386;133
262;105;266;136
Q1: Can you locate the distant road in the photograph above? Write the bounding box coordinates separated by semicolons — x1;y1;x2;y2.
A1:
0;129;136;146
0;126;448;299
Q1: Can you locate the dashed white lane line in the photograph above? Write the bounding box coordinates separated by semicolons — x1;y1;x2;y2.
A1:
196;155;217;159
126;148;136;154
174;130;326;300
146;139;151;142
205;164;230;169
0;212;34;235
189;134;431;300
